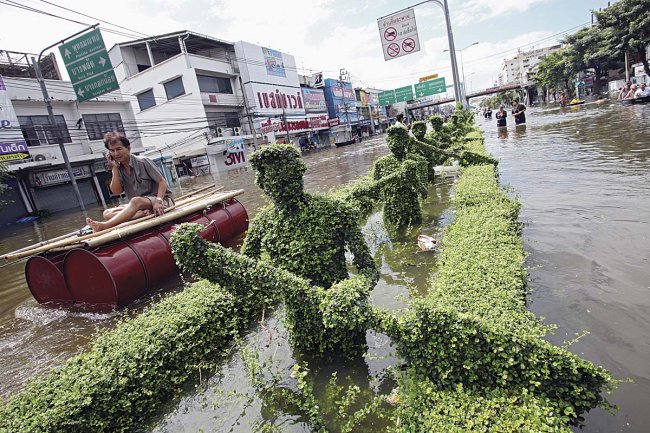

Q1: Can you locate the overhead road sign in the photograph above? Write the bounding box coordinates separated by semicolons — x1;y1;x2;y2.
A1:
394;85;414;102
59;29;119;102
414;77;447;97
419;73;439;83
378;90;396;106
378;8;421;61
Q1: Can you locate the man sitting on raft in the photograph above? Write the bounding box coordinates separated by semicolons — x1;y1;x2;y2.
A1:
86;132;174;232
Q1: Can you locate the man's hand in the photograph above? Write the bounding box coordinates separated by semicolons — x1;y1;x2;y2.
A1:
106;152;119;169
152;198;165;216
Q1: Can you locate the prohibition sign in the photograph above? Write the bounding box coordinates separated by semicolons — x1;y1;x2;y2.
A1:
384;27;397;42
402;38;416;52
386;43;400;57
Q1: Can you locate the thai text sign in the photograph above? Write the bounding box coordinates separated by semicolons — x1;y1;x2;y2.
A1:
378;8;421;61
59;29;119;102
419;73;439;83
30;166;92;187
0;75;30;161
414;77;447;97
394;85;414;102
301;88;327;112
378;90;396;106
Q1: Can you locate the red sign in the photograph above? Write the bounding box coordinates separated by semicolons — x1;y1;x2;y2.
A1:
256;88;304;110
328;118;340;126
387;43;400;57
384;27;397;41
402;38;416;52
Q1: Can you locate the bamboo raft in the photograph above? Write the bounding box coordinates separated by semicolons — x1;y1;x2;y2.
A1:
2;186;249;310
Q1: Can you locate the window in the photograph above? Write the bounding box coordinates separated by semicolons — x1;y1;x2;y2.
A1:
197;75;233;94
17;115;71;146
164;77;185;100
206;112;240;132
82;113;125;141
137;89;156;111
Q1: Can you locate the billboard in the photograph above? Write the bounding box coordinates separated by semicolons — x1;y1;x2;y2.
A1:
234;41;300;87
248;82;306;116
301;88;327;112
0;75;30;162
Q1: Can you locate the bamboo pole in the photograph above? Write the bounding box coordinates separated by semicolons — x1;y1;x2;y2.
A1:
83;190;244;248
1;185;221;259
1;187;232;261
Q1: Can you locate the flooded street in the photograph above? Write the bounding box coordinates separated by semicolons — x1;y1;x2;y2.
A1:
1;101;649;432
481;101;650;433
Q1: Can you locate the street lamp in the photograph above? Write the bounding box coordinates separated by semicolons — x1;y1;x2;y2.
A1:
444;41;478;103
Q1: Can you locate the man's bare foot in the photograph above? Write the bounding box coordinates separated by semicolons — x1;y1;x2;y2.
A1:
86;217;109;233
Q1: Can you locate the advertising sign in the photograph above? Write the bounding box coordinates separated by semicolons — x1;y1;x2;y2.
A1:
377;8;421;61
0;75;30;162
331;86;355;100
190;155;209;167
414;77;447;97
58;29;119;102
312;72;324;88
301;88;327;112
30;166;91;187
262;47;286;77
249;82;306;116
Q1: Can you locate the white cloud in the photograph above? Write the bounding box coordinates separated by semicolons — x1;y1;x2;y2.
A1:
451;0;551;26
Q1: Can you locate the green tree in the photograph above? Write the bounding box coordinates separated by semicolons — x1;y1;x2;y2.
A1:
529;48;576;97
563;26;622;93
595;0;650;77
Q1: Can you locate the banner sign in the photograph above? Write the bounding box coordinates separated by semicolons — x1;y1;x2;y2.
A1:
262;47;286;78
301;88;327;112
30;166;92;187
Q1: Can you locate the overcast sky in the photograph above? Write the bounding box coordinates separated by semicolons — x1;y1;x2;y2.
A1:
1;0;615;96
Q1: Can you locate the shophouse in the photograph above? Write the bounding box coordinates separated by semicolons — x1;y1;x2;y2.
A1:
108;31;253;175
298;73;332;148
323;78;358;144
1;51;142;224
235;41;324;148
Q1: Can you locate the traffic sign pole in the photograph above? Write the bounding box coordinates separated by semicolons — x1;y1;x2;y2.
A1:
32;24;99;212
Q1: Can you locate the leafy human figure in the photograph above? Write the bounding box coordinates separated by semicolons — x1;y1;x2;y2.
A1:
241;144;378;289
372;126;423;227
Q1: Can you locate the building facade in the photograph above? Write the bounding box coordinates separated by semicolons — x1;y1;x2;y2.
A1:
500;45;561;85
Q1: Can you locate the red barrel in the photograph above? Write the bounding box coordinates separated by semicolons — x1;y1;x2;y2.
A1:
25;199;248;310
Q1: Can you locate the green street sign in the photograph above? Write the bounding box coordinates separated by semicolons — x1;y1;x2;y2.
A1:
394;85;414;102
378;90;396;106
414;77;446;98
59;29;119;102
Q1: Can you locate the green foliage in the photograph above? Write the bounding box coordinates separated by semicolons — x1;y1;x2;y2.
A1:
595;0;650;77
394;370;573;432
409;121;427;141
377;157;613;429
242;348;387;433
0;280;239;433
243;144;378;289
171;223;374;357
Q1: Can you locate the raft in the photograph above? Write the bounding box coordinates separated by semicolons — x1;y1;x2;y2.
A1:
619;95;650;105
2;188;248;310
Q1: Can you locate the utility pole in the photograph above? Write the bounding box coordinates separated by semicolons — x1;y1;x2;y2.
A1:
31;24;98;211
238;76;257;148
339;68;351;140
281;106;291;144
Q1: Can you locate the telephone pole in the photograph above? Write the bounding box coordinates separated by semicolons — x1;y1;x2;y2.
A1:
339;68;351;140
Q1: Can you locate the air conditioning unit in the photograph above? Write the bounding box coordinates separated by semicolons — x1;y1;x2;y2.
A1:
233;127;242;136
33;153;53;161
214;127;224;138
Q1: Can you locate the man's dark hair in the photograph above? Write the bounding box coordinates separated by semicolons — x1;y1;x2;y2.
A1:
103;131;130;150
396;113;404;122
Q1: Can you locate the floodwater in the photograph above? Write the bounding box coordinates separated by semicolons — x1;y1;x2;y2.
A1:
0;100;648;432
482;101;650;433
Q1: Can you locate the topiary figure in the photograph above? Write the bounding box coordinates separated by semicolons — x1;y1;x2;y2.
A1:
242;144;378;289
373;126;423;227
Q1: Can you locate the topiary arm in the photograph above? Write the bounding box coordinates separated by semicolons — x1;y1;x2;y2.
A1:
240;207;270;259
341;207;379;285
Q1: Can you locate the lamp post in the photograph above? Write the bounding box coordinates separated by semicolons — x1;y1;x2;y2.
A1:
444;41;478;105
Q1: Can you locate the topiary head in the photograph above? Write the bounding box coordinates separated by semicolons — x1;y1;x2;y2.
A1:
411;121;427;140
429;115;444;132
250;143;306;205
386;125;409;161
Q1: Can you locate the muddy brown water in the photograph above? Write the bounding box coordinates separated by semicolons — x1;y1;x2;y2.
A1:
1;102;649;432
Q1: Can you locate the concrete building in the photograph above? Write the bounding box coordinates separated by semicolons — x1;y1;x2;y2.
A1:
108;31;253;175
500;45;561;85
1;68;142;224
